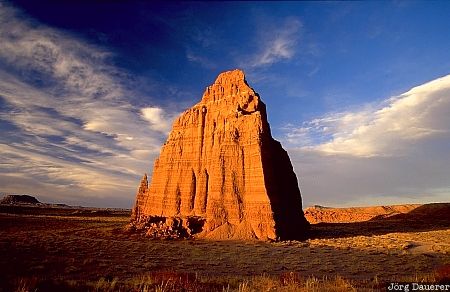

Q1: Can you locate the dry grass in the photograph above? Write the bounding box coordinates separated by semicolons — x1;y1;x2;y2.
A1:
9;271;447;291
1;206;449;291
308;229;450;254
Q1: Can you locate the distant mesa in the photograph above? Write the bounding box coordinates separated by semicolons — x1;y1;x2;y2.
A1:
304;204;425;224
0;194;42;205
377;203;450;222
130;69;309;240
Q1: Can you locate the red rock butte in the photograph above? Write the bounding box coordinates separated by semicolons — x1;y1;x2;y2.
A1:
131;69;309;240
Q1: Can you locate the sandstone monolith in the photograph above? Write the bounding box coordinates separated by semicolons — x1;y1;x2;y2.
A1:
131;69;309;240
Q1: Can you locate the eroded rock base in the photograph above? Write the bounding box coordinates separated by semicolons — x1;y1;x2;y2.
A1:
128;215;206;239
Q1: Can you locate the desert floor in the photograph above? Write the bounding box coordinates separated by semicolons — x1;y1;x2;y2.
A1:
0;205;449;291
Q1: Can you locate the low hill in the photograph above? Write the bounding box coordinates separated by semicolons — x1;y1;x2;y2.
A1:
0;194;42;205
304;204;422;224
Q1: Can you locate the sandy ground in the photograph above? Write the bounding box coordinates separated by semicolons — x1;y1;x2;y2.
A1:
0;206;449;291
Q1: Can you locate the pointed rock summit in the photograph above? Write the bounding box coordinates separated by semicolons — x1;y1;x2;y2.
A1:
131;69;309;240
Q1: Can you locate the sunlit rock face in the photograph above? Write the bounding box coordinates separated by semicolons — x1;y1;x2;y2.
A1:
131;69;309;240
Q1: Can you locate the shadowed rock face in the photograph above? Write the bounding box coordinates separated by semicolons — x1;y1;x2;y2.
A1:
131;69;309;240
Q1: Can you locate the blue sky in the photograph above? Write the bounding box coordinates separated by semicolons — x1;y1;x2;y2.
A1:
1;1;449;207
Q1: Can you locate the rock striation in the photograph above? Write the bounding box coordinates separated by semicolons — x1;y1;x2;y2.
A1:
131;69;309;240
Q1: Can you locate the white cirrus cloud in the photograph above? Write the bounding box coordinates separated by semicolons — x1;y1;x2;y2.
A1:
185;50;216;69
0;4;178;207
251;18;302;67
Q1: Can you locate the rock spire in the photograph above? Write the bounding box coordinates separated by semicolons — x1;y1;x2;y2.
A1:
131;69;309;240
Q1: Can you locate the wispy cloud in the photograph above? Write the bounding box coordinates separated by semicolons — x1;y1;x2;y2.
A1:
282;75;450;206
141;107;177;133
0;4;177;207
185;50;216;69
183;22;218;69
251;18;302;67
